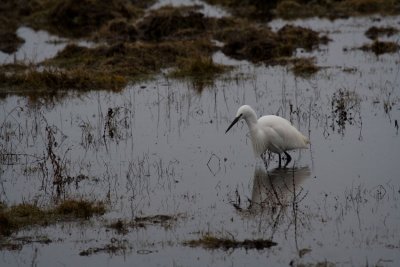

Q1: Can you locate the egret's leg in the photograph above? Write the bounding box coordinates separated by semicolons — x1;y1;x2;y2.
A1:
261;152;269;170
284;151;292;167
278;154;282;168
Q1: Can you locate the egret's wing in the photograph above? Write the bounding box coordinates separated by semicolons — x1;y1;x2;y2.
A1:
258;115;308;151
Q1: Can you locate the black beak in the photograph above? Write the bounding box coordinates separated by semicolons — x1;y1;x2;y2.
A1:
225;114;242;133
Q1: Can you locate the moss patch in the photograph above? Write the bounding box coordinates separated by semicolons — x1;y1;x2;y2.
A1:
183;234;277;250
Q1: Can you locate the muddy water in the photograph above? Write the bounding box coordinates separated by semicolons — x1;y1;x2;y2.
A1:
1;15;400;266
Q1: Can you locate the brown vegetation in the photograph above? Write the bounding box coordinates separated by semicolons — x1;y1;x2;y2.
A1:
291;57;320;77
0;200;106;236
365;26;399;39
0;0;352;97
360;40;400;55
183;233;277;250
206;0;400;20
214;21;328;65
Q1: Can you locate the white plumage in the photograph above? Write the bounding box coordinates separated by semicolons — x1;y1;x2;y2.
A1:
226;105;309;167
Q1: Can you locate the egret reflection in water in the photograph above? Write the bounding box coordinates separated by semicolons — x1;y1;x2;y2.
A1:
249;166;311;213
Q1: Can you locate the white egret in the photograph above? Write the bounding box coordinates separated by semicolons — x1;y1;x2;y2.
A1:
225;105;309;167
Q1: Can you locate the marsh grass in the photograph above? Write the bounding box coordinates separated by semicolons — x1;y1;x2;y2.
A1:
0;200;106;236
215;22;328;64
170;56;232;81
206;0;399;20
365;26;399;40
360;40;400;55
291;58;320;77
23;0;145;38
45;39;217;79
137;5;209;41
1;3;334;98
0;67;127;93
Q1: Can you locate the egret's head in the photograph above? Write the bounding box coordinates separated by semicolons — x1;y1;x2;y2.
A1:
225;105;254;133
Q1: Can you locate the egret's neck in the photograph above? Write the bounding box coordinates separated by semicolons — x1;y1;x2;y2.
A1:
243;111;258;131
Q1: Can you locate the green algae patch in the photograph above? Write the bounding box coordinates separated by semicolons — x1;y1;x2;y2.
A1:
183;234;277;250
0;200;106;236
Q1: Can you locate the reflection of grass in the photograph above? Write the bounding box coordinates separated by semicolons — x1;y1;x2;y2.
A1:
107;214;180;233
291;58;320;77
170;56;232;91
79;238;132;256
170;56;230;78
330;89;361;135
183;233;277;250
0;200;106;236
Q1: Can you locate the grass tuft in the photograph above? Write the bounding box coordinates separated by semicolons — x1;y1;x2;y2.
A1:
0;200;106;236
360;40;400;55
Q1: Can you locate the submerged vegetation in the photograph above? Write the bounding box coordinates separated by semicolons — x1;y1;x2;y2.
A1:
183;233;277;250
0;200;105;236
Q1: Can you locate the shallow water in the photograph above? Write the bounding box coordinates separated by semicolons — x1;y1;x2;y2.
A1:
0;27;92;64
1;14;400;267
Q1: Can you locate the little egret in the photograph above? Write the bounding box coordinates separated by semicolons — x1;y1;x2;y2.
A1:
225;105;309;167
